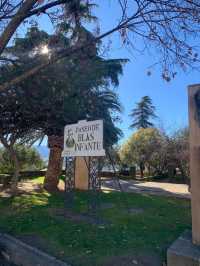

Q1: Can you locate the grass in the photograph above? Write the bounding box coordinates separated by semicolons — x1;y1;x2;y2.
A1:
30;176;45;184
0;177;191;266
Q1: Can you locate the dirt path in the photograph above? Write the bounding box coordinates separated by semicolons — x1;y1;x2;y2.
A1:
0;179;190;200
0;181;42;198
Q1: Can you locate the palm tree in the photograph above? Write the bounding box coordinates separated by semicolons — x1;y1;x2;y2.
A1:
86;89;123;147
129;96;157;129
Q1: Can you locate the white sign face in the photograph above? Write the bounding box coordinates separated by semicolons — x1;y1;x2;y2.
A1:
62;120;105;157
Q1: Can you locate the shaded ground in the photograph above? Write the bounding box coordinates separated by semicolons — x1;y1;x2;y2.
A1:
18;234;162;265
0;177;191;266
0;176;190;200
102;179;190;199
102;253;162;266
0;181;43;198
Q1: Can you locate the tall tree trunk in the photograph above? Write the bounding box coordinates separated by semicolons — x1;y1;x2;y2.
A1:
44;135;63;192
147;164;151;177
9;147;20;194
178;163;189;185
139;162;144;179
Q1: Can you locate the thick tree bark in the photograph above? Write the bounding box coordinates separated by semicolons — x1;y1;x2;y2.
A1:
9;147;20;194
139;162;144;179
44;135;63;191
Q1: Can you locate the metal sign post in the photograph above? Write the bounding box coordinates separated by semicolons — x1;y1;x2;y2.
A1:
64;157;76;209
62;120;105;215
87;157;101;216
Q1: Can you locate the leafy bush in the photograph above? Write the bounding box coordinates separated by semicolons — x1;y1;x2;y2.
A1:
119;127;189;181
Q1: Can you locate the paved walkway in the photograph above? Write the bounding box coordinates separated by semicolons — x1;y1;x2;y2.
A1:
101;179;190;199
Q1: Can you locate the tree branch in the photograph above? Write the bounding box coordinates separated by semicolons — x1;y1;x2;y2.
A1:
27;0;66;17
2;0;67;19
0;0;38;55
0;17;135;91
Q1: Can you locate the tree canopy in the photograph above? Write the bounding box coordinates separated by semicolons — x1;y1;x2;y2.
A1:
0;145;44;173
129;96;157;129
1;1;200;90
120;127;189;180
120;128;162;164
0;26;125;147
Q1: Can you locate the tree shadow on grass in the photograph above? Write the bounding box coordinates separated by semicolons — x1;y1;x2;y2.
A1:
0;188;191;266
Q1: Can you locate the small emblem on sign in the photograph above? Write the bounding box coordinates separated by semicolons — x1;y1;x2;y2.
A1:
65;136;75;148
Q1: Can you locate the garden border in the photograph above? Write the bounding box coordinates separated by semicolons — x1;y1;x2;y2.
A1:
0;233;70;266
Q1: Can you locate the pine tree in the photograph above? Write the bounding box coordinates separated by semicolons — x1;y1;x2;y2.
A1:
129;96;157;129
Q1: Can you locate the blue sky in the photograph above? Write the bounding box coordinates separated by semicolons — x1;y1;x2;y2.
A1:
92;1;200;141
18;1;200;143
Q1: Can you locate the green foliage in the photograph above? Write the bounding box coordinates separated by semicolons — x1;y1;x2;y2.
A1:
120;128;163;167
0;145;44;173
167;127;189;179
120;127;190;180
14;27;49;52
63;0;98;27
0;26;125;147
130;96;157;129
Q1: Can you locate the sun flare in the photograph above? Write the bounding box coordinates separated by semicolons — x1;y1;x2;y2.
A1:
41;45;49;55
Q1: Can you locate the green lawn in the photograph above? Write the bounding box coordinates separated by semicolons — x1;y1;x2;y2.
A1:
0;177;191;266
